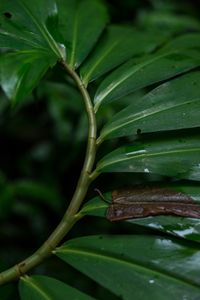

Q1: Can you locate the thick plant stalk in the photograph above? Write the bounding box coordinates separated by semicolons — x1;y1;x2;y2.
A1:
0;61;97;285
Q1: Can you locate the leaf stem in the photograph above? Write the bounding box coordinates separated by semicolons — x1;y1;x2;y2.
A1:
0;61;97;285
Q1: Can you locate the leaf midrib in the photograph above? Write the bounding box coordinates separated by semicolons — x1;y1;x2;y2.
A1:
94;49;199;107
98;147;200;170
19;1;61;58
82;40;119;83
57;247;200;290
22;278;52;300
0;31;46;49
101;98;200;139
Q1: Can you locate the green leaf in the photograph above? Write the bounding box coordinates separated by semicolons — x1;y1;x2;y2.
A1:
57;0;108;69
160;33;200;52
19;275;95;300
96;136;200;180
80;26;167;84
0;0;64;103
81;183;200;243
94;48;200;111
79;194;110;218
56;235;200;300
0;50;55;103
99;71;200;142
129;216;200;242
0;0;63;57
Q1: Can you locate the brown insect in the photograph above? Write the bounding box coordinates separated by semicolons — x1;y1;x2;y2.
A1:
106;187;200;221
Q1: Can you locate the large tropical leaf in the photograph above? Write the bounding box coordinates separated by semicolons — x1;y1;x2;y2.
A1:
56;0;108;69
96;136;200;180
0;0;63;57
94;47;200;111
98;71;200;142
0;0;64;103
56;235;200;300
0;50;55;103
80;26;167;85
19;275;94;300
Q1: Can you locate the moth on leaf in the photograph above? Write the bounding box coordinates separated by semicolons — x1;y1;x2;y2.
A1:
106;187;200;221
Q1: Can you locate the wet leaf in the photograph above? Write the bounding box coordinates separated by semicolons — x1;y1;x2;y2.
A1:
0;50;55;104
57;0;108;69
81;26;167;84
94;47;200;111
56;235;200;300
97;136;200;181
99;71;200;142
0;0;63;57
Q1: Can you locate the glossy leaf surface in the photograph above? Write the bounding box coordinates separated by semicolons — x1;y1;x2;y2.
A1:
94;49;200;110
81;26;167;84
57;0;108;69
19;275;94;300
0;51;55;103
127;184;200;243
56;235;200;300
99;71;200;141
97;136;200;180
0;0;62;103
0;0;63;57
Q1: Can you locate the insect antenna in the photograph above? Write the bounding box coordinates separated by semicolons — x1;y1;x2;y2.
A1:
94;188;110;204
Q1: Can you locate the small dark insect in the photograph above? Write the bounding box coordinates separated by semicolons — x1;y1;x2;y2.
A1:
106;186;200;221
3;12;12;19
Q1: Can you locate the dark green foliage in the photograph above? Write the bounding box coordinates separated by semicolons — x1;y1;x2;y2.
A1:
1;0;200;299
